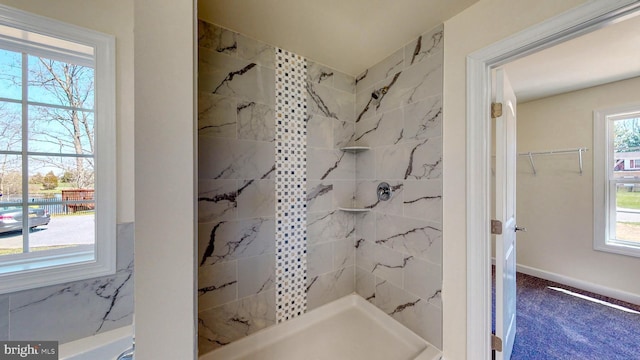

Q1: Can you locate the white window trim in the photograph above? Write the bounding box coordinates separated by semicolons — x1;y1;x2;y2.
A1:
0;4;116;294
593;103;640;258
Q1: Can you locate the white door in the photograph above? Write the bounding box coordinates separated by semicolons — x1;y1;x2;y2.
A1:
494;68;517;360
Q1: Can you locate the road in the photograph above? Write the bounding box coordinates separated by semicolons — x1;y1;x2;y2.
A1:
0;214;94;249
617;208;640;223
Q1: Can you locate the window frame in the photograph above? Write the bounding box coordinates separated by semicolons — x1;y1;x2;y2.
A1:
0;4;116;293
593;103;640;258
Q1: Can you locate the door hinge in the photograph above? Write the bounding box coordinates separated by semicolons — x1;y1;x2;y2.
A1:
491;219;502;235
491;102;503;118
491;334;503;352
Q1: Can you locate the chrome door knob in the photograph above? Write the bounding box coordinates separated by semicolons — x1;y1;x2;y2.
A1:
514;226;527;232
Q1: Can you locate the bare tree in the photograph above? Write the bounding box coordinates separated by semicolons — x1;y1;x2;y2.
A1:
28;58;95;188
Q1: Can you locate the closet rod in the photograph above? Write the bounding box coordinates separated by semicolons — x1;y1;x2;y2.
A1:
518;147;588;175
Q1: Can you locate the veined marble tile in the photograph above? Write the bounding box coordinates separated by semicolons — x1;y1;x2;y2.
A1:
306;81;355;123
333;238;355;270
306;266;354;311
237;253;275;298
354;108;404;147
333;71;356;94
198;92;237;138
403;95;442;142
356;180;404;216
198;179;238;223
116;222;135;272
355;147;376;180
334;119;355;148
199;137;275;180
371;60;442;116
355;211;376;245
404;25;444;67
355;49;405;94
355;239;409;288
237;101;275;142
198;218;275;266
307;114;334;149
307;148;355;181
331;180;356;209
374;279;442;348
237;179;275;219
9;269;133;343
307;242;333;278
355;266;376;303
375;214;442;265
307;210;355;247
403;180;442;222
198;289;276;353
403;136;442;180
199;261;238;312
198;20;275;69
376;145;409;180
0;295;8;341
199;48;275;106
307;181;334;214
404;257;442;306
307;60;335;87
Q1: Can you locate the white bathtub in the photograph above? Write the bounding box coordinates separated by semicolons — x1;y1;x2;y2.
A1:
200;294;442;360
59;325;133;360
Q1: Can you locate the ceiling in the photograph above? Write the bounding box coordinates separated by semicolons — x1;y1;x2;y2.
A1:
198;0;478;76
504;12;640;103
199;1;640;102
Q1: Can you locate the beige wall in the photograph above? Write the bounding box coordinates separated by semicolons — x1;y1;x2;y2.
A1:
134;0;196;358
442;0;587;359
0;0;135;223
516;77;640;296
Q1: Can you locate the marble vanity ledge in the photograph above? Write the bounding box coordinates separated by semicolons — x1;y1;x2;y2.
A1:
198;19;275;69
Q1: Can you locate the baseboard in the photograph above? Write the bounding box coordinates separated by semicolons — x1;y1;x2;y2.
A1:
516;264;640;306
490;258;640;306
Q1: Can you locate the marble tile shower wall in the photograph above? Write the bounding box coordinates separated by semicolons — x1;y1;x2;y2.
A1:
353;25;444;349
305;59;357;311
0;223;134;344
197;20;276;354
196;20;357;353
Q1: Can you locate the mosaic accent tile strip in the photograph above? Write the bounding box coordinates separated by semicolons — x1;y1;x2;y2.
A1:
275;48;308;322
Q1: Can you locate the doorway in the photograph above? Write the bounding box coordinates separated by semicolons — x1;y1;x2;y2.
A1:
465;1;640;359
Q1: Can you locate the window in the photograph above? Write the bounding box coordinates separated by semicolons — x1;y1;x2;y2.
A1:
0;5;115;293
594;104;640;257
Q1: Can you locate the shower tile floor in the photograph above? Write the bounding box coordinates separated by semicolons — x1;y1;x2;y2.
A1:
201;294;441;360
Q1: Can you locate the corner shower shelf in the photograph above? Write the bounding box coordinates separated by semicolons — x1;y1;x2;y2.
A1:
340;146;370;153
338;207;371;213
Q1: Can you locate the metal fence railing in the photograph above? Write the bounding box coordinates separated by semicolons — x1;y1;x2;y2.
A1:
0;194;95;216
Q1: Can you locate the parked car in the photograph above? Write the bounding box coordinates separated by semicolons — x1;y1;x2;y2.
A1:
0;207;50;234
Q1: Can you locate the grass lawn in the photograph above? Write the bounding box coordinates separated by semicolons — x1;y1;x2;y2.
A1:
616;190;640;209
